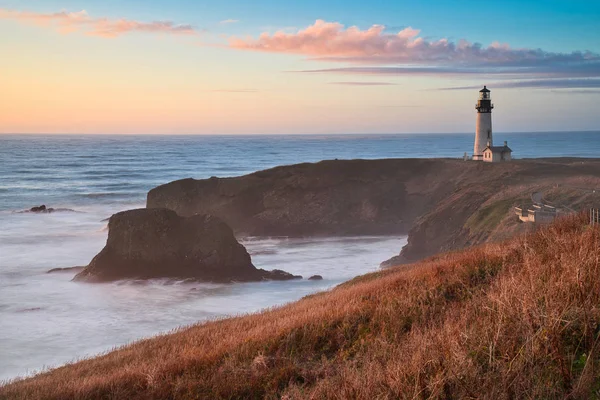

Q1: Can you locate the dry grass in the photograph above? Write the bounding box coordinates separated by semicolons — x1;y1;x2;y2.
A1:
2;214;600;399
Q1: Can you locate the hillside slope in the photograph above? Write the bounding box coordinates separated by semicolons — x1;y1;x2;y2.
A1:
147;158;600;262
2;214;599;399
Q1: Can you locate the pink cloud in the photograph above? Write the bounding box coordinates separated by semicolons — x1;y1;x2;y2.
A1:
230;19;598;68
329;81;397;86
0;8;199;38
90;19;197;38
230;20;400;57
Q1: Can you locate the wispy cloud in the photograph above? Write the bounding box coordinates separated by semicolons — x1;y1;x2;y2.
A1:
292;65;600;79
549;89;600;94
0;8;201;38
329;81;398;86
220;19;239;24
296;66;498;76
209;89;258;93
230;19;600;80
437;78;600;90
378;105;424;108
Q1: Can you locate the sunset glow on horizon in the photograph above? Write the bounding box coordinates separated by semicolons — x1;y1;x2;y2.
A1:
1;0;599;134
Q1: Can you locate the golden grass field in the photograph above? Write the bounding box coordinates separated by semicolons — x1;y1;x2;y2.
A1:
2;213;599;399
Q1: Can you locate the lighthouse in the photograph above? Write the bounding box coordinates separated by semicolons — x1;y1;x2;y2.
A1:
473;86;493;160
471;86;513;162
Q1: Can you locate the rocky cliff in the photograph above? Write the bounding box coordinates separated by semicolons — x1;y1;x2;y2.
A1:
74;209;301;283
147;159;472;236
388;158;600;264
147;158;600;264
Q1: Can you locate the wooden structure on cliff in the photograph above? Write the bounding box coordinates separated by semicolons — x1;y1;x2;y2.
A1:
591;208;600;226
515;204;559;224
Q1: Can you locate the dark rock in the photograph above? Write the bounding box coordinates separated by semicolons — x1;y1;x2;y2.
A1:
27;205;58;213
380;256;403;268
73;208;299;283
258;269;302;281
18;205;78;214
308;275;323;280
47;266;86;274
146;159;450;237
147;158;600;263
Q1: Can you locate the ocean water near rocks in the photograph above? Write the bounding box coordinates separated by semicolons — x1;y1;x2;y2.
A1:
1;131;599;381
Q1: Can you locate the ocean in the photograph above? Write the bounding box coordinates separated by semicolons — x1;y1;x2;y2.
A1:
1;131;599;382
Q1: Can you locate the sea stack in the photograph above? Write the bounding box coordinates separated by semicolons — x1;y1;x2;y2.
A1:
74;208;301;283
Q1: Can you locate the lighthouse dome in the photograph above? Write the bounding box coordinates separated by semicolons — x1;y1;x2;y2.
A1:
479;85;490;93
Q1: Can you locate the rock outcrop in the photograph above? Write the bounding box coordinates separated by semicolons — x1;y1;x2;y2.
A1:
18;205;76;214
74;208;301;283
147;158;600;265
147;159;465;237
47;266;85;274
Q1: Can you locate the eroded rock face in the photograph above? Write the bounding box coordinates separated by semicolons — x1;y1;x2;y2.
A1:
146;159;463;237
74;208;301;283
147;158;600;264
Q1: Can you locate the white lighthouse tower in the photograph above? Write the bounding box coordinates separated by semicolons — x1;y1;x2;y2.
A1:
473;86;493;160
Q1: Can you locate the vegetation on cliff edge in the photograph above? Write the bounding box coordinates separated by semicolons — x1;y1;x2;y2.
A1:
1;214;599;399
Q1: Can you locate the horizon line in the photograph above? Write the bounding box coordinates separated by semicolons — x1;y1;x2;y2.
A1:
1;130;599;137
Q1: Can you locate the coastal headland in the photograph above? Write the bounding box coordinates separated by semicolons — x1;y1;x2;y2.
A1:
148;157;600;264
2;157;600;398
2;214;599;399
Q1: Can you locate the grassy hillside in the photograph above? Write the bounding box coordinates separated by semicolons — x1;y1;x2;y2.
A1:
2;214;600;399
394;174;600;265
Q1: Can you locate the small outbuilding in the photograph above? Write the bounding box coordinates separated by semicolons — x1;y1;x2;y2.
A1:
482;141;512;163
515;204;558;224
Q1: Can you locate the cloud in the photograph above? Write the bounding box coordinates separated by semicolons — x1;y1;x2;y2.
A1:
291;64;600;79
0;8;200;38
209;89;258;93
220;19;239;24
230;19;600;79
296;66;500;76
4;10;598;86
92;19;197;38
328;81;398;86
549;89;600;94
437;78;600;90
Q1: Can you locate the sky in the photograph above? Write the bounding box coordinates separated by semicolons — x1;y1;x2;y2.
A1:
1;0;599;134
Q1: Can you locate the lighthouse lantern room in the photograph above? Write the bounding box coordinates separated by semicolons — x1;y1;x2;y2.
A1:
473;86;494;160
